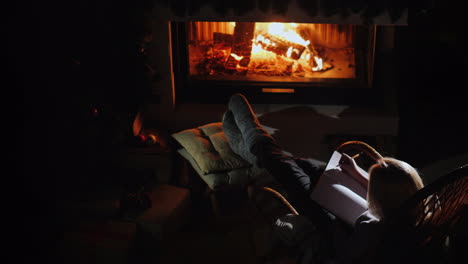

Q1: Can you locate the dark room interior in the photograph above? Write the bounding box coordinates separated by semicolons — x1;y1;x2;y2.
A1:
10;0;467;263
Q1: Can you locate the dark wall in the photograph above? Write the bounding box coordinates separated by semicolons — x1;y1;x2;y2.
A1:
395;2;467;168
10;1;153;263
18;0;154;189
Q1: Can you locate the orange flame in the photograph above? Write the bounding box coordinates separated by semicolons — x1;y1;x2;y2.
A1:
267;23;309;46
230;53;243;61
312;56;323;71
250;22;324;72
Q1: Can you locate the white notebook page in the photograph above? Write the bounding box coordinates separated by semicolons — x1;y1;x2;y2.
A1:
309;151;368;226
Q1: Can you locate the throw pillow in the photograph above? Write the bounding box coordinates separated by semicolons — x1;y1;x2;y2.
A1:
171;123;251;174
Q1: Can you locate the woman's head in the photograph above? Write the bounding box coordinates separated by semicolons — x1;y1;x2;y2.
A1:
367;158;424;219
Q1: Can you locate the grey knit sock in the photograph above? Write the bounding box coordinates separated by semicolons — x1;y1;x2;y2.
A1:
222;110;257;165
228;93;274;152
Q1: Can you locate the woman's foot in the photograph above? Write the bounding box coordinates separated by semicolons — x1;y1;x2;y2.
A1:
228;93;275;153
222;110;257;165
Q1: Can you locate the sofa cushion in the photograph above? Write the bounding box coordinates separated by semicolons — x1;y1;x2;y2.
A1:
171;123;251;175
177;148;249;191
177;148;276;191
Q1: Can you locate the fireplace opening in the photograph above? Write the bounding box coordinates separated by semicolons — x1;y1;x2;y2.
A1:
171;22;382;105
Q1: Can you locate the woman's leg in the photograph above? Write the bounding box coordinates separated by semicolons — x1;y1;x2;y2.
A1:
226;94;335;252
227;94;323;217
227;93;275;157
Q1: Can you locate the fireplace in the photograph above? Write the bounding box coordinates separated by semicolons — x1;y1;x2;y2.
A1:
171;21;387;105
146;1;406;108
189;22;372;79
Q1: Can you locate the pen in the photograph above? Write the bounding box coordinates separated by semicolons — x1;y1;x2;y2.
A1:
337;153;361;167
336;153;361;167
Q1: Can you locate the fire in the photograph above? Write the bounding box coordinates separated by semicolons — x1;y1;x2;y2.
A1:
267;23;309;47
250;22;328;72
187;22;345;79
230;53;243;61
312;56;323;71
286;47;293;58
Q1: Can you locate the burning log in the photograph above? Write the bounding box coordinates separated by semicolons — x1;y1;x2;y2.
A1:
194;46;229;76
297;28;319;68
225;22;255;70
296;28;335;72
254;33;307;60
297;28;318;56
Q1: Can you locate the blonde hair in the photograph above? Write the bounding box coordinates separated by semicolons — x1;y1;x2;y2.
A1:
367;157;424;220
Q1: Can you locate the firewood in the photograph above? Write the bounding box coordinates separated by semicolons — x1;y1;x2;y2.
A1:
297;28;318;55
296;27;320;68
225;22;255;70
254;33;307;60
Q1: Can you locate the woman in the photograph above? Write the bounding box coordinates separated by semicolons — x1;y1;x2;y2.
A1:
222;93;425;263
333;155;424;263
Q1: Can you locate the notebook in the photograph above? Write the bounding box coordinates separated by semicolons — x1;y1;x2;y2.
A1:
309;151;369;226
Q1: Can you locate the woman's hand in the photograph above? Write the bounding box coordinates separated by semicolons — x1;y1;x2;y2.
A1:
339;153;369;189
339;153;359;175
